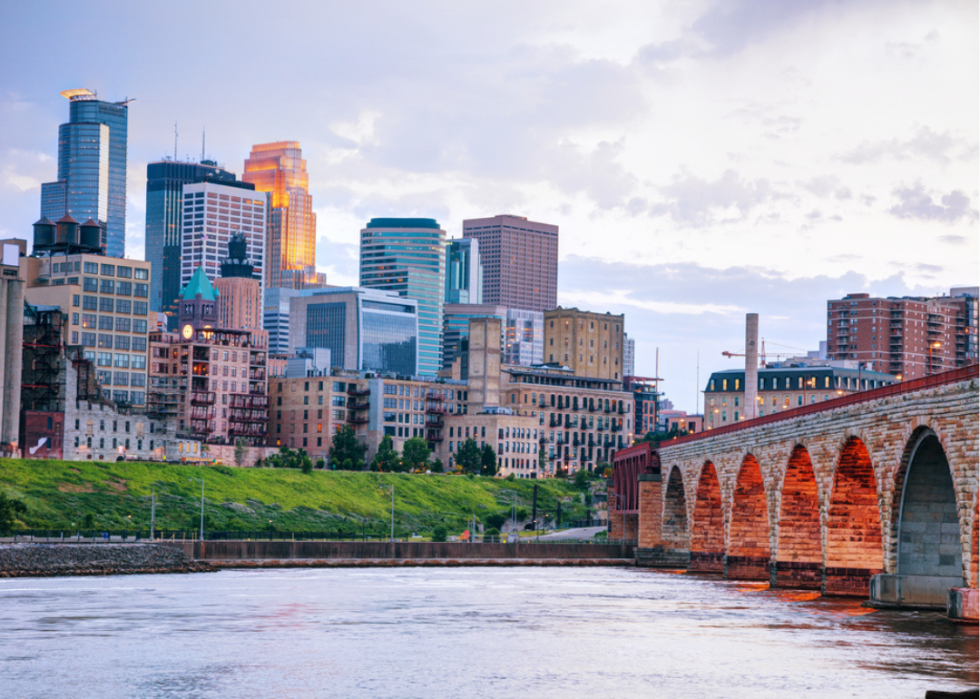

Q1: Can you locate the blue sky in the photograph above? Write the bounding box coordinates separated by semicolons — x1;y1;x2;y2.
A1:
1;0;976;411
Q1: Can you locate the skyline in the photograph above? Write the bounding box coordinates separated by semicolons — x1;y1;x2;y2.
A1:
1;0;976;412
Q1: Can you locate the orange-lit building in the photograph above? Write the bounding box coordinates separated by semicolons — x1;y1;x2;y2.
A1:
242;141;325;290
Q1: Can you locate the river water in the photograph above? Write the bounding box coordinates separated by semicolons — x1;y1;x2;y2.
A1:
0;567;976;698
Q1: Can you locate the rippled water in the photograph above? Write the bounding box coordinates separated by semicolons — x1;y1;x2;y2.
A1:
0;567;976;698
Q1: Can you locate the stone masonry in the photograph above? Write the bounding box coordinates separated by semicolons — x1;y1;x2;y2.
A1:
628;367;979;596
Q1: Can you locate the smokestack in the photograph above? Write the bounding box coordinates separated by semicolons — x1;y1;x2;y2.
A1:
744;313;759;420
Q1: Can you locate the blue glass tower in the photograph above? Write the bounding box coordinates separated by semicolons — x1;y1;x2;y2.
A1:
41;89;129;258
359;218;446;376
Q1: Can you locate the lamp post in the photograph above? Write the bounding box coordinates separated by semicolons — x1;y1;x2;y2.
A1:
188;477;205;542
379;483;394;542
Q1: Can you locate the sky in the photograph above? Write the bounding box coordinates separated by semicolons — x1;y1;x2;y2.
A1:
1;0;976;412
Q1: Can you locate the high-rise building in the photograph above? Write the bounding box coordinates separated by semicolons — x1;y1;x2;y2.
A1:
624;334;635;377
178;180;266;297
41;89;129;258
827;289;979;380
544;307;626;382
359;218;446;376
462;214;558;312
216;234;262;331
23;219;152;408
144;160;237;325
288;287;419;376
442;304;543;370
263;287;302;355
242;142;324;290
445;238;482;304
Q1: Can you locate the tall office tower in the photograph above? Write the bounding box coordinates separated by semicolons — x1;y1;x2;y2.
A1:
41;89;129;258
827;288;979;379
216;234;262;331
242;142;324;290
144;160;237;324
360;218;446;376
179;179;266;296
445;238;482;304
462;214;558;312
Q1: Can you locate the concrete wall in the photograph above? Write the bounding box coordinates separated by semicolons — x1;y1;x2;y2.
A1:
172;540;634;561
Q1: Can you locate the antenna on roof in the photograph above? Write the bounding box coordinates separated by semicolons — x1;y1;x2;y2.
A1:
202;129;206;162
174;121;178;162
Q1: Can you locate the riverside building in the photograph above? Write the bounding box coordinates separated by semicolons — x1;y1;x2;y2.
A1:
544;307;626;381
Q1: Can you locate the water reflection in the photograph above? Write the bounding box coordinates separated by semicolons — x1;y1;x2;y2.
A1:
0;567;975;698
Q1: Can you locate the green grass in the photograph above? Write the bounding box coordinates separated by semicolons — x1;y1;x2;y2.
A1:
0;459;590;536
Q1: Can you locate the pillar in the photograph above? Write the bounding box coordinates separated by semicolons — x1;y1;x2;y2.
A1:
637;473;663;549
0;279;8;442
3;278;23;452
744;312;759;420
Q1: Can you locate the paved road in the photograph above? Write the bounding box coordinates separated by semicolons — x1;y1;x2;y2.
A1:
533;526;607;541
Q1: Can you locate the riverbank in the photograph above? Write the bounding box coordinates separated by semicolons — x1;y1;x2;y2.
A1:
0;543;214;577
210;557;635;568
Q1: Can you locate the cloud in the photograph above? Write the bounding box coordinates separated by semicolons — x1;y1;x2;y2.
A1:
840;126;978;165
887;184;978;224
799;175;851;200
648;169;773;226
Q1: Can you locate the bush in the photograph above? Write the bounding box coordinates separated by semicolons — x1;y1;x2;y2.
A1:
506;473;516;481
484;512;508;530
431;524;448;542
483;527;500;538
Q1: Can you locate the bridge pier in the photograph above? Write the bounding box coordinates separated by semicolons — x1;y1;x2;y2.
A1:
725;555;770;581
772;561;822;590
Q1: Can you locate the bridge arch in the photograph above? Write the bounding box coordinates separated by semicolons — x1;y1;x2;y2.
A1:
727;454;771;581
775;444;822;589
892;428;963;582
690;461;724;572
826;436;883;595
662;465;689;549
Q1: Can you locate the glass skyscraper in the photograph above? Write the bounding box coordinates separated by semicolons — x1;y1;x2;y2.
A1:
41;89;129;258
359;218;446;376
243;142;324;290
144;160;237;326
445;238;482;304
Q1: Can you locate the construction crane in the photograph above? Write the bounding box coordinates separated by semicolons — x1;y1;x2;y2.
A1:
722;339;801;367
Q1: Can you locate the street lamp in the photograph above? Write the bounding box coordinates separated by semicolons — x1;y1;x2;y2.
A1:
379;483;394;542
188;477;205;542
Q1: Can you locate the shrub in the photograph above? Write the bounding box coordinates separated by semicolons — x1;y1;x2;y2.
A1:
483;527;500;539
431;524;448;542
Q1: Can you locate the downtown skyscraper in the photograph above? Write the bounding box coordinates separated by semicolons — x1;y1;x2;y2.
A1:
359;218;446;376
243;142;325;290
462;214;558;312
144;159;238;327
41;89;130;258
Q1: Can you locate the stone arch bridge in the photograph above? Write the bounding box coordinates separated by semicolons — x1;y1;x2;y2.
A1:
611;365;978;614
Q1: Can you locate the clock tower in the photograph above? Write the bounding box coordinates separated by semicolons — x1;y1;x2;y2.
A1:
177;266;220;334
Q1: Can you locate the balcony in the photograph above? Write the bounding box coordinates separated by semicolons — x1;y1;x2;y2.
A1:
426;428;444;442
425;405;446;415
190;391;215;406
347;415;369;425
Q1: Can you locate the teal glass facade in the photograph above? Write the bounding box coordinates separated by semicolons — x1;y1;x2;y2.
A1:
359;218;445;376
41;95;129;258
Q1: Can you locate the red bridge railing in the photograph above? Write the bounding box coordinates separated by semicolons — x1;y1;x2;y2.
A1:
661;364;979;449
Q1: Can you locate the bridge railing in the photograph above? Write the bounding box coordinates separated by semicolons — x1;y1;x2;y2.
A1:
661;364;979;448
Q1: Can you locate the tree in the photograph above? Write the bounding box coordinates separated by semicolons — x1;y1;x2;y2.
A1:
371;435;402;472
484;512;508;530
233;437;248;467
315;457;325;470
429;458;444;473
573;468;590;490
538;445;548;473
402;437;431;472
455;438;481;475
0;491;26;532
480;443;498;477
329;426;367;471
431;524;448;542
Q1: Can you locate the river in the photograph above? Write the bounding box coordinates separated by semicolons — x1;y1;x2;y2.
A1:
0;567;976;698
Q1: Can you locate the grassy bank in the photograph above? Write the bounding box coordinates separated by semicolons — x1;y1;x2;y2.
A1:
0;459;590;536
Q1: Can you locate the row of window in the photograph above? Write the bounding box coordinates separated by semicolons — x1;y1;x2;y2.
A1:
78;333;148;351
74;295;149;316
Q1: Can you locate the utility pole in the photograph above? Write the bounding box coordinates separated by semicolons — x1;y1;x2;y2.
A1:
532;484;538;541
188;477;205;542
150;489;156;540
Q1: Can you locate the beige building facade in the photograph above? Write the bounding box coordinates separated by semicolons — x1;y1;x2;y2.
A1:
544;307;625;381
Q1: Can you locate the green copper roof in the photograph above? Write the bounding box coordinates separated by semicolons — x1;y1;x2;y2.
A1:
179;266;219;301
